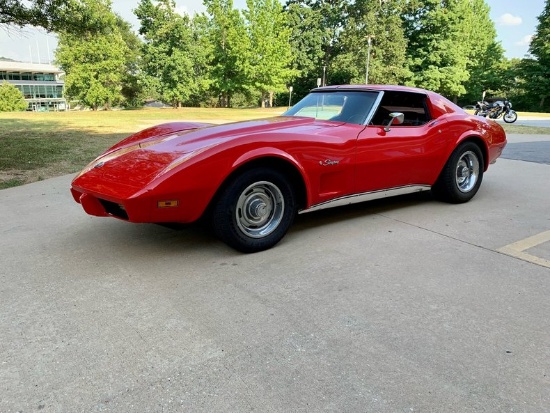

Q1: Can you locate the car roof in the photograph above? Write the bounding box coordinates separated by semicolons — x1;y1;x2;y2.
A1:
313;84;465;117
314;84;430;95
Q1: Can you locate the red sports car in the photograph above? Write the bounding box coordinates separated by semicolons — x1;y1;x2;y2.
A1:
71;85;507;252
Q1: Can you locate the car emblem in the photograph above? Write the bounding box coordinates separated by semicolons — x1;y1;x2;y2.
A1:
319;159;339;166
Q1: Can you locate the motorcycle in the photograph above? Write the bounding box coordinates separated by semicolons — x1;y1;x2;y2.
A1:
474;98;518;123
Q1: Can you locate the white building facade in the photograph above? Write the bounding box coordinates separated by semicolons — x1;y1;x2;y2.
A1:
0;61;66;111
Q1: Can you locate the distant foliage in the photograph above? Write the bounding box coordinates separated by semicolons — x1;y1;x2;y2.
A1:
0;0;114;33
244;0;298;107
136;0;212;108
0;82;28;112
521;0;550;111
55;0;130;110
35;0;549;111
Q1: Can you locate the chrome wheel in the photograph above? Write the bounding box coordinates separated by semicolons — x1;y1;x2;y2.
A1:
236;181;285;238
432;141;484;203
455;151;480;193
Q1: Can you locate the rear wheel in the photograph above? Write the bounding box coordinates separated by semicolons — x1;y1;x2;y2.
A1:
212;168;297;252
432;142;484;203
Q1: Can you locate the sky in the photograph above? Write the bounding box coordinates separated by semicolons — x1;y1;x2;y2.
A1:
0;0;546;64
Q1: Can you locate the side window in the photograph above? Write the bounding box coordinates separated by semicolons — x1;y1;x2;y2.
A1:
370;92;431;127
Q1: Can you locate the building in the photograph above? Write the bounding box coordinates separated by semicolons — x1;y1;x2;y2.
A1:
0;61;66;111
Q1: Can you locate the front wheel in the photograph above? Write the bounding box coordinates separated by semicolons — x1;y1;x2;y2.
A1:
432;142;484;203
503;110;518;123
212;168;297;253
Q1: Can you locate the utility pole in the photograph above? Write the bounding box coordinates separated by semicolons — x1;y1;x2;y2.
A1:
288;86;293;108
365;35;374;84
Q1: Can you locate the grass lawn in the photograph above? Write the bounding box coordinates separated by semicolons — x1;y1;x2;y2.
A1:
0;106;549;189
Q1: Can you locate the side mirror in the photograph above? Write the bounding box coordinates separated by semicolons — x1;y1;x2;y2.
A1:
384;112;404;132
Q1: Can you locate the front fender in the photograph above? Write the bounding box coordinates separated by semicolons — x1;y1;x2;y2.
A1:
231;147;313;207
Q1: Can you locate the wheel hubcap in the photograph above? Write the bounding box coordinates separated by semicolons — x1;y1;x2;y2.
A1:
455;151;480;193
236;181;284;238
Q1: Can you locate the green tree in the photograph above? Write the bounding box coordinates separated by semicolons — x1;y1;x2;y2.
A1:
283;2;326;100
55;0;129;110
204;0;251;107
332;0;410;85
403;0;473;98
0;81;27;112
244;0;297;107
459;0;505;104
117;17;145;107
522;0;550;111
283;0;351;100
136;0;210;108
0;0;113;33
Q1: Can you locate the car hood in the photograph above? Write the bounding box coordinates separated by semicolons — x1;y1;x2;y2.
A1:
73;116;321;194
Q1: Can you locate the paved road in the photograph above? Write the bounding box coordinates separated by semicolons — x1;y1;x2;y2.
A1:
1;134;549;412
502;131;550;164
513;117;550;128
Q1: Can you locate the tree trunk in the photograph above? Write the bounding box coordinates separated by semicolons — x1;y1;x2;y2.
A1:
269;91;274;108
219;93;228;108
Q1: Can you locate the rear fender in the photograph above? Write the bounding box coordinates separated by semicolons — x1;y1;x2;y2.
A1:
454;134;490;171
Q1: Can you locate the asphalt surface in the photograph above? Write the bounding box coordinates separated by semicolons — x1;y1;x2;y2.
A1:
512;117;550;128
1;134;549;412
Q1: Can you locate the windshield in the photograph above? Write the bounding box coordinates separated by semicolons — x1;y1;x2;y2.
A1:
283;91;378;125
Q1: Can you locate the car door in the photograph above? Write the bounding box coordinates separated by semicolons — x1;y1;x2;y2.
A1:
355;91;448;193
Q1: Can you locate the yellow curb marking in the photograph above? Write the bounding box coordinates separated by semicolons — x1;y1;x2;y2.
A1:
497;230;550;269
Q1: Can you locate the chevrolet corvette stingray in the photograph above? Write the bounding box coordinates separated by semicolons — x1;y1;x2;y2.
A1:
71;85;507;252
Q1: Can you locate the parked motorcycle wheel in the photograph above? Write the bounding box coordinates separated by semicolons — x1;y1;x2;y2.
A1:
503;110;518;123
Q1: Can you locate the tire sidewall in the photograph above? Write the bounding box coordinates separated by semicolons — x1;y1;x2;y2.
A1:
434;142;484;203
503;110;517;123
212;168;296;252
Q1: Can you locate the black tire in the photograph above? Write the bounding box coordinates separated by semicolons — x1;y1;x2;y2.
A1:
432;142;484;204
503;110;517;123
212;168;297;253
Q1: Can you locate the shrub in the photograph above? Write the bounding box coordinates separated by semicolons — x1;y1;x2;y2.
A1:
0;81;28;112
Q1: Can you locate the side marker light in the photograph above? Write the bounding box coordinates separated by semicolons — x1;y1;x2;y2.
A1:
157;200;179;208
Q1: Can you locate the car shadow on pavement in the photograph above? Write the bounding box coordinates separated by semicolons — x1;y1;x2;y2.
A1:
64;191;437;256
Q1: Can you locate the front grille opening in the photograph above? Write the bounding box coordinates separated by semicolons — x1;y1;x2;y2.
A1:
99;199;129;220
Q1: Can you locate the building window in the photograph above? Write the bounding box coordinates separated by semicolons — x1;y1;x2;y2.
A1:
34;73;55;81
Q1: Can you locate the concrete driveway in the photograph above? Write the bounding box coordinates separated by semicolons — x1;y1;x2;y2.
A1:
1;134;549;412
